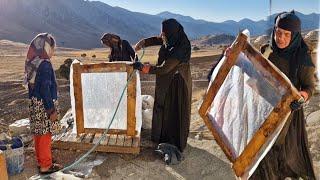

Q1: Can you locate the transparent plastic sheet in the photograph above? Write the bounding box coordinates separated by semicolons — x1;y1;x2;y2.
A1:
82;72;128;130
208;53;288;159
70;62;142;134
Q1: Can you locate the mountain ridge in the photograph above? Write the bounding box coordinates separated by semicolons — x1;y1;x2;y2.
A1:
0;0;318;49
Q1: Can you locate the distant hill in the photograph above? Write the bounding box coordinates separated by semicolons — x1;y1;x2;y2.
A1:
192;34;236;46
0;0;318;49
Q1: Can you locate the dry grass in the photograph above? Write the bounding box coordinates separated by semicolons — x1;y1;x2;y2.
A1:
0;39;319;178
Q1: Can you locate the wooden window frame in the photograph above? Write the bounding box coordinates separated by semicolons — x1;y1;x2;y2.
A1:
198;33;302;177
72;62;137;137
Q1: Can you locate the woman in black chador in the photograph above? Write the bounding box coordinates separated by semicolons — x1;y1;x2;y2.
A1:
101;33;135;62
134;19;192;159
251;11;316;179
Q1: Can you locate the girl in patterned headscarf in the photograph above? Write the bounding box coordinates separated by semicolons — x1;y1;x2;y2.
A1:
25;33;63;174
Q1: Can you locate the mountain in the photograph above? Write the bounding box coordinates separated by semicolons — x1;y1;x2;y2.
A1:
0;0;161;49
157;11;207;24
192;34;236;46
0;0;318;49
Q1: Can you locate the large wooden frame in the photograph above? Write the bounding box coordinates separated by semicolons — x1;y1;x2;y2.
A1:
198;32;302;177
73;62;137;137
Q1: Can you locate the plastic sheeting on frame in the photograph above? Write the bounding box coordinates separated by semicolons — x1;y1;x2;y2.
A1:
208;52;287;159
70;61;142;134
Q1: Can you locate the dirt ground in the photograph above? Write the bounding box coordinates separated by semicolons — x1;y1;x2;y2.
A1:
0;40;319;179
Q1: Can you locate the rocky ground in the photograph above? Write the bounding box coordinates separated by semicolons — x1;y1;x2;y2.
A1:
0;41;319;179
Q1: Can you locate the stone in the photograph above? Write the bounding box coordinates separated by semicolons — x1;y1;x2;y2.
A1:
50;172;82;180
19;134;33;146
142;109;153;130
306;110;320;126
9;119;30;136
253;35;269;49
0;133;11;141
60;109;74;133
142;95;154;110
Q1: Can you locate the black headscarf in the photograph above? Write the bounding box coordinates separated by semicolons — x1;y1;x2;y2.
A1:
158;19;191;64
270;11;314;85
101;33;134;61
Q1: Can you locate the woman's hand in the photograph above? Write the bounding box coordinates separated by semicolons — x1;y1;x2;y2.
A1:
141;64;151;74
224;47;231;57
132;62;150;74
299;91;308;101
132;61;144;70
49;111;58;121
135;39;145;51
289;91;308;111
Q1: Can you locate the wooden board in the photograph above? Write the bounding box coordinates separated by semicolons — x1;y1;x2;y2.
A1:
233;93;293;176
123;136;133;147
126;66;137;136
198;32;302;178
108;134;118;146
84;128;137;135
0;151;8;180
73;63;85;134
52;132;140;154
199;33;248;162
73;62;138;137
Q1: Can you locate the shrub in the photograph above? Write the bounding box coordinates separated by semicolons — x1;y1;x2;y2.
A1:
193;46;200;51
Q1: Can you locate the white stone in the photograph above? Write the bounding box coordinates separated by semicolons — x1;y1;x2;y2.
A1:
60;109;73;132
307;110;320;126
19;134;33;145
253;35;269;48
50;172;82;180
142;95;154;110
0;133;11;141
142;109;153;130
9;119;30;136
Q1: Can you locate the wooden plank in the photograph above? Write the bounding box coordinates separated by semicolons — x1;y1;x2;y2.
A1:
84;128;137;135
233;93;294;177
108;134;118;146
83;133;95;143
73;63;85;134
123;136;133;147
75;133;86;143
92;134;109;145
201;115;236;162
132;136;140;148
126;65;137;136
116;134;125;146
52;141;140;154
0;151;8;180
92;133;102;144
80;63;127;73
101;134;110;145
198;33;248;162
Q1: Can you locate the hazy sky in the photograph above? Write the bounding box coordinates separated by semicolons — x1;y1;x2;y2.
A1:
99;0;320;22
